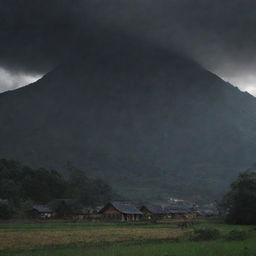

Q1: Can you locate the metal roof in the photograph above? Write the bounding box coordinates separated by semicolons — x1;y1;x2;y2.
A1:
100;201;142;215
33;205;53;213
141;204;164;214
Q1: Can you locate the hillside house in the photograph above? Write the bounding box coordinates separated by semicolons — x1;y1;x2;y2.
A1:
164;206;198;219
140;204;164;220
164;207;188;219
99;201;142;221
73;207;96;220
30;205;53;219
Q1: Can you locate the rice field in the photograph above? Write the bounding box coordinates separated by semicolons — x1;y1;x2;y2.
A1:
0;220;255;256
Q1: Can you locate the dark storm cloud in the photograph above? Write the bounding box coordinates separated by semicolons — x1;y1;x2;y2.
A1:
1;0;256;92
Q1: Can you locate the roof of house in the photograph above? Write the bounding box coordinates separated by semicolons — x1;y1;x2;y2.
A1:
33;205;53;213
99;201;142;215
141;204;164;214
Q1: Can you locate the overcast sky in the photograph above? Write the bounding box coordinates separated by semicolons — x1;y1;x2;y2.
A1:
1;0;256;95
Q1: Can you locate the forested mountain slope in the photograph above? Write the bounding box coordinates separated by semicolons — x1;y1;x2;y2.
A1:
1;39;256;202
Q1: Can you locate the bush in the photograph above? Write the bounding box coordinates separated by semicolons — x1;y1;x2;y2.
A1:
221;170;256;225
0;202;15;219
226;230;248;241
191;228;221;241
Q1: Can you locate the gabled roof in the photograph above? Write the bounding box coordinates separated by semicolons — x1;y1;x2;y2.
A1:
99;201;142;215
33;205;53;213
141;204;164;214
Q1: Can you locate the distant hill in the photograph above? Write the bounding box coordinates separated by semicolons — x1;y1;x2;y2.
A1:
1;38;256;202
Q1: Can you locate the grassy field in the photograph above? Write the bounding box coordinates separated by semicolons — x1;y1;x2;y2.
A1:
0;220;256;256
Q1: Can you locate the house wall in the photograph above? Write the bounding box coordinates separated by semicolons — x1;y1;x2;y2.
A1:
141;208;154;220
103;205;122;215
102;205;122;220
30;210;53;219
141;207;163;220
141;208;152;216
123;214;140;221
101;205;141;222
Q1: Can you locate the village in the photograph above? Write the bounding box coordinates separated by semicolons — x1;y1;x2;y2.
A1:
30;199;218;222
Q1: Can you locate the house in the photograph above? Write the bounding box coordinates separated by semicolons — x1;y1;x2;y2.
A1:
164;207;188;219
140;204;164;220
73;207;95;220
99;201;142;221
30;205;53;219
47;199;80;218
164;205;198;219
198;208;218;217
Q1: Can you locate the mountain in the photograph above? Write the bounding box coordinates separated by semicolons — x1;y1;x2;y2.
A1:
1;38;256;202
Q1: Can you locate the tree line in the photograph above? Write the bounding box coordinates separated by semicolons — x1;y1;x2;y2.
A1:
1;158;256;224
0;159;114;218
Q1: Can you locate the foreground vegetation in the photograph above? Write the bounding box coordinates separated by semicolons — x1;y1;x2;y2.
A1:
0;220;256;256
2;239;255;256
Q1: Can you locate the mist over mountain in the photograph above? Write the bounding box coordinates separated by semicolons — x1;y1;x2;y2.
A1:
1;37;256;202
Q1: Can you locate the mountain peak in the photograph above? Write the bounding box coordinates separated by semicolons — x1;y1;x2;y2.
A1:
0;41;256;202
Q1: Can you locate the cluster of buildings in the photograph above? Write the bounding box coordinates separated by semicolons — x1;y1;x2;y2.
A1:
31;200;216;221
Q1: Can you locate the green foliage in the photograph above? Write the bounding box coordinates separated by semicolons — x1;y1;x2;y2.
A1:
226;230;248;241
21;167;69;203
0;159;69;204
0;159;114;218
221;167;256;225
190;228;221;241
0;201;15;219
66;163;113;206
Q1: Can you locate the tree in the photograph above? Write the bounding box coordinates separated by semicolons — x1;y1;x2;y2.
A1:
0;158;114;216
0;201;15;219
66;164;113;206
21;167;68;203
221;168;256;224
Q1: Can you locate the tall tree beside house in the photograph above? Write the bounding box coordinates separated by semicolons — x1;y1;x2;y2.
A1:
221;166;256;225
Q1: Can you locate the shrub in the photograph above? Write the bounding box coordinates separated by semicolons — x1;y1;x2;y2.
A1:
191;228;221;241
0;201;15;219
221;170;256;225
226;230;248;241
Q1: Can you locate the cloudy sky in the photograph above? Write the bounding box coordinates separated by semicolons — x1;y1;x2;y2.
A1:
1;0;256;95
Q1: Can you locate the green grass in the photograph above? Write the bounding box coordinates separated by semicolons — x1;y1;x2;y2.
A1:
0;221;180;232
0;217;222;232
1;238;256;256
1;220;256;256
